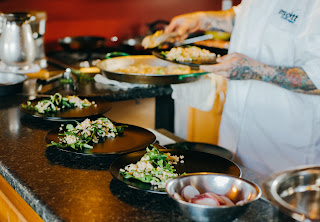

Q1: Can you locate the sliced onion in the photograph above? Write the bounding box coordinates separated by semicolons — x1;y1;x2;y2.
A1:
206;192;225;205
173;192;185;201
219;195;235;206
181;185;200;202
236;200;245;206
191;193;220;206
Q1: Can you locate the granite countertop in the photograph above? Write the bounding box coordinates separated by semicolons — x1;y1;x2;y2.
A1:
0;80;289;222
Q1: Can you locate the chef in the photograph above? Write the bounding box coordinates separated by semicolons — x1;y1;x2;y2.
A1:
165;0;320;176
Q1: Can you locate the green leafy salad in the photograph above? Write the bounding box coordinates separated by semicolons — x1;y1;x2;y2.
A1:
48;117;126;150
120;145;184;188
22;93;93;114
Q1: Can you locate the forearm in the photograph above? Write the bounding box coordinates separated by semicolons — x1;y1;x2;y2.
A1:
267;66;318;92
229;58;320;94
196;9;235;33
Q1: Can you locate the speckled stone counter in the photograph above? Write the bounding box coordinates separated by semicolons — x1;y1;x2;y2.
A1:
0;80;289;222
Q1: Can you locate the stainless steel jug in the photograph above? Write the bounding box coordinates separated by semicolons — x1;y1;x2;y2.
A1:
30;11;47;68
0;12;35;70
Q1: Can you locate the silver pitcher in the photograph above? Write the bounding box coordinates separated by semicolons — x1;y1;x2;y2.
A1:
30;11;47;68
0;12;35;70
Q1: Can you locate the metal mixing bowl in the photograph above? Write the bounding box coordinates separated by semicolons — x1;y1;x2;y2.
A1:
263;166;320;222
0;72;27;96
166;173;261;222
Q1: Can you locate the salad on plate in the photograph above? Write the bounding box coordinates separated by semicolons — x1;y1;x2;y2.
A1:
22;93;93;114
48;117;126;150
120;145;184;189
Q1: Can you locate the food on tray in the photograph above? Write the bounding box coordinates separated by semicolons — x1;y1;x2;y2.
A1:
174;184;246;206
48;117;126;150
161;46;219;63
114;64;198;75
142;30;177;49
22;93;93;114
120;145;184;188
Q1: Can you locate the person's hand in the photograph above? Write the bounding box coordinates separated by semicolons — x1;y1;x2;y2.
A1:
200;53;263;80
165;12;205;41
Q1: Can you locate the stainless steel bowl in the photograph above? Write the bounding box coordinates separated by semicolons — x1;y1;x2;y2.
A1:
263;166;320;222
0;72;27;96
166;173;261;222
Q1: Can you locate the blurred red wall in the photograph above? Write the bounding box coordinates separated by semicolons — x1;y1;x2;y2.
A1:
0;0;241;51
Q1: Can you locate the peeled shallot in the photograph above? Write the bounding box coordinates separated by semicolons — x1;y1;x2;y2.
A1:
173;184;243;207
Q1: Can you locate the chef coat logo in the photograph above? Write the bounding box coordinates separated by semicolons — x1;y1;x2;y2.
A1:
279;9;299;23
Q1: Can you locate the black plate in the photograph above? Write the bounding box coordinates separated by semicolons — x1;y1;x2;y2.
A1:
20;97;112;121
164;142;233;160
192;44;228;57
152;46;218;68
109;147;241;194
45;123;156;156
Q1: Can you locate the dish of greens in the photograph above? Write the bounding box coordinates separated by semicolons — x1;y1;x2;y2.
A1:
20;93;112;120
48;117;126;150
120;145;184;189
21;93;92;114
45;118;156;156
109;145;241;193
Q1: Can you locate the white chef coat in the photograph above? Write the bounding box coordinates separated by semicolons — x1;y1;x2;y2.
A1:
219;0;320;176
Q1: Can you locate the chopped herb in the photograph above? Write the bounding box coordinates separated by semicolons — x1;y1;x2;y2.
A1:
22;93;93;114
48;117;127;150
120;145;184;188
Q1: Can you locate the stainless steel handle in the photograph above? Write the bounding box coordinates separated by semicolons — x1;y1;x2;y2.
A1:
174;34;213;47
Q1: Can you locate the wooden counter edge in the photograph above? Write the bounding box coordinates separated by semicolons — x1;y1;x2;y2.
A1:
0;174;43;222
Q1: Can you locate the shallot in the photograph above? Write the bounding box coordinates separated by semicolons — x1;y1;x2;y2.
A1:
181;185;200;202
173;192;185;201
219;195;235;206
206;192;225;204
173;184;245;207
191;193;220;206
236;200;245;205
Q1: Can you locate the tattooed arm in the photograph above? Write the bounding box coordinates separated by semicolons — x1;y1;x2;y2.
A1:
200;53;320;95
165;9;235;40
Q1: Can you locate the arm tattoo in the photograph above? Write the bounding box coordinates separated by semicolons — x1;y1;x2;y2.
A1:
228;57;320;94
208;17;233;32
270;67;316;91
201;9;235;33
228;57;264;80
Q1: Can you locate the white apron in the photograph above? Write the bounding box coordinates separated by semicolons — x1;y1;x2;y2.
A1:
219;0;320;175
